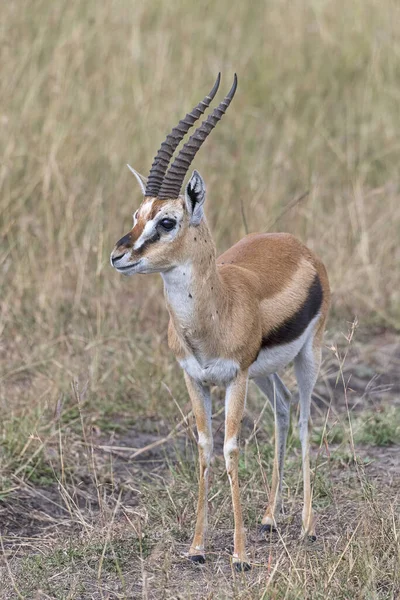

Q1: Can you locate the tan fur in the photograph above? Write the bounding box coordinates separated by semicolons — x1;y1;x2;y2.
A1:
163;222;329;564
110;76;331;567
184;372;212;556
111;195;330;569
114;197;183;257
167;225;330;370
224;370;249;564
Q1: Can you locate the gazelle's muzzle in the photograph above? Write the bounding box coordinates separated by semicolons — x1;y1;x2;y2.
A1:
110;231;139;273
110;250;142;275
111;231;133;260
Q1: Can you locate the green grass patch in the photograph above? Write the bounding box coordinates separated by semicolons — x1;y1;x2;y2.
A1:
355;406;400;446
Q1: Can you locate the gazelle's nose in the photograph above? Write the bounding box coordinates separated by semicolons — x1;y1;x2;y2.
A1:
116;232;133;248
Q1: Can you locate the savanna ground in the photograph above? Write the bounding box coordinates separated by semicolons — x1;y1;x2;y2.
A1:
1;1;400;598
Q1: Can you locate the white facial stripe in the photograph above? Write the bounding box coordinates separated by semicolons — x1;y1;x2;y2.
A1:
140;198;155;218
134;212;180;251
133;198;158;250
134;218;157;250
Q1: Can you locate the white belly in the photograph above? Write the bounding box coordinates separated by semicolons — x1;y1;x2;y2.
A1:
179;355;239;386
249;314;319;379
180;314;320;386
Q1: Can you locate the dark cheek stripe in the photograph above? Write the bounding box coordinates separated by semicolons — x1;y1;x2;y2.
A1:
136;231;160;255
260;274;323;349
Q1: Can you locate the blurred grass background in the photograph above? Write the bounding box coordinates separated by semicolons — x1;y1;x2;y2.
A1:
2;0;400;484
1;0;400;487
1;1;400;596
2;0;400;332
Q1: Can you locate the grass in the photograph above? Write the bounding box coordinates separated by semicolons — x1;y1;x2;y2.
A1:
3;404;400;598
355;406;400;446
1;0;400;597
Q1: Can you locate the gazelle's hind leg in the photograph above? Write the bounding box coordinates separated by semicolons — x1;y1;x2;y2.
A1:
293;334;322;540
253;374;291;532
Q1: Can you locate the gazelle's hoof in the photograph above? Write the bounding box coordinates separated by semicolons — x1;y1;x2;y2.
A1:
189;554;206;564
307;535;317;542
260;523;277;533
234;561;251;572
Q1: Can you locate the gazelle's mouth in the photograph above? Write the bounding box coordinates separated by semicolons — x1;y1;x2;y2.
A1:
113;260;141;276
115;262;139;272
110;249;142;274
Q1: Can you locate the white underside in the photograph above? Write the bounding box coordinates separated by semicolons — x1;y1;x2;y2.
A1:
249;313;320;379
179;314;320;387
179;355;239;386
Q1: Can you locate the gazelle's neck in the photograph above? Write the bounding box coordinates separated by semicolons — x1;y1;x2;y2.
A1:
161;220;224;339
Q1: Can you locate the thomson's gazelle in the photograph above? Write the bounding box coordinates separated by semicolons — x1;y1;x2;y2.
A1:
111;74;330;571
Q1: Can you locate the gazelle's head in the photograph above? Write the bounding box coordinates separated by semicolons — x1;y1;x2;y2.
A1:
110;74;237;275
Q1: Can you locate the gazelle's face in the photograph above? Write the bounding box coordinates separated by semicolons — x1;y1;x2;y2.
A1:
110;73;236;277
110;196;189;275
111;169;207;276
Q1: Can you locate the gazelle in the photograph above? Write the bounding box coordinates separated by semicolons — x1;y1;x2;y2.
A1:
111;74;330;571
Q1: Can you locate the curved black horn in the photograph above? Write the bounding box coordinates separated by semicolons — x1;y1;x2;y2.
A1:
158;74;238;200
145;74;221;197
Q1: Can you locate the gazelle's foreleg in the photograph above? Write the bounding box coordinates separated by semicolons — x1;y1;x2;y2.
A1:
224;370;250;571
253;374;291;531
294;337;321;540
184;373;213;563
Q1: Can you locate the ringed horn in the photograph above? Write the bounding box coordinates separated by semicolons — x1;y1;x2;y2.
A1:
145;74;221;198
157;74;238;200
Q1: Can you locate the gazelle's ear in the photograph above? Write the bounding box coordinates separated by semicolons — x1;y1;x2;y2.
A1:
127;164;147;196
185;170;206;226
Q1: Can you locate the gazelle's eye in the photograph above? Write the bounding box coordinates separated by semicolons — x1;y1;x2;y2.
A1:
159;218;176;231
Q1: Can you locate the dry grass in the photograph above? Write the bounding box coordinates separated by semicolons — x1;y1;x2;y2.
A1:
1;0;400;598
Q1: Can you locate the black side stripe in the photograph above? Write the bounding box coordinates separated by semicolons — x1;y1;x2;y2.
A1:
260;274;323;349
